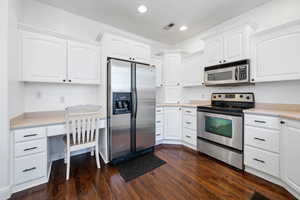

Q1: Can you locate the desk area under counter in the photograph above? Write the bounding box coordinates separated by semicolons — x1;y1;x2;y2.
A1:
10;111;107;193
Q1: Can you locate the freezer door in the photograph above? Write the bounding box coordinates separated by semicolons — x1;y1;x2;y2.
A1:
134;63;156;151
108;59;132;160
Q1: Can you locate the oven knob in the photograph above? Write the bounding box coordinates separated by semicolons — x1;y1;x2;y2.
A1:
246;96;251;100
218;95;221;98
240;95;244;98
213;96;217;99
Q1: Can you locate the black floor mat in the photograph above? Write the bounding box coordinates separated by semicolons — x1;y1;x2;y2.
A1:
116;153;166;182
251;192;270;200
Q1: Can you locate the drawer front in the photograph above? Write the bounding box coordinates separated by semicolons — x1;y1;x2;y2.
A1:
182;128;196;146
47;124;65;137
156;107;163;114
245;114;280;130
183;115;196;130
245;126;279;153
15;139;46;157
156;115;163;127
183;108;196;116
244;146;279;177
14;127;46;143
14;153;46;185
156;126;163;140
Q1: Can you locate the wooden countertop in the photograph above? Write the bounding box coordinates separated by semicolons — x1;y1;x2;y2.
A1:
244;103;300;121
10;111;106;130
157;101;210;108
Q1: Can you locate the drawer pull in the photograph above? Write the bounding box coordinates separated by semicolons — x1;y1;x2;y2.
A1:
185;122;192;125
156;110;161;112
186;111;192;113
22;167;36;173
156;134;161;136
24;147;37;151
23;134;38;138
185;135;191;138
156;121;161;123
254;120;266;124
254;137;266;142
253;158;265;164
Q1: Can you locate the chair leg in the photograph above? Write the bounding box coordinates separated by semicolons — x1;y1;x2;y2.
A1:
90;147;95;157
66;150;71;180
64;148;67;164
95;145;101;169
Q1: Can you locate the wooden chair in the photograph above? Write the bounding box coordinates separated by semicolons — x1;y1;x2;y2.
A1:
64;105;102;180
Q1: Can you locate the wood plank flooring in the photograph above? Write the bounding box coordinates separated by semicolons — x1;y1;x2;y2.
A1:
10;145;296;200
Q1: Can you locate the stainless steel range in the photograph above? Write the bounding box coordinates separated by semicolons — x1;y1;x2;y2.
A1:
197;93;255;169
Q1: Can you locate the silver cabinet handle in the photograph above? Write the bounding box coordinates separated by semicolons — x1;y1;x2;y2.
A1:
23;134;38;138
156;133;161;136
156;110;161;112
185;135;191;138
156;121;161;123
253;158;265;163
24;147;37;151
185;122;192;124
254;137;266;142
22;167;36;173
254;120;266;124
186;111;192;113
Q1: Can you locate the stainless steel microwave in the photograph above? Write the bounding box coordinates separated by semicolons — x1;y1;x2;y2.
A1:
204;60;250;86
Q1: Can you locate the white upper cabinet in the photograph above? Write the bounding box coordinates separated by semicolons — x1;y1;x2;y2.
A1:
163;53;182;86
103;34;151;63
21;31;67;83
182;52;205;87
21;30;101;85
251;21;300;83
152;58;163;87
68;41;101;84
204;25;252;66
164;107;182;140
281;119;300;194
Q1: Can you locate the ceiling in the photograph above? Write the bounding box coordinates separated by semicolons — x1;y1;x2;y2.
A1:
36;0;272;45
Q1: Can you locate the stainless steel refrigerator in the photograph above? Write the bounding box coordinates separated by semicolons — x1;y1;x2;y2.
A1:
107;58;156;162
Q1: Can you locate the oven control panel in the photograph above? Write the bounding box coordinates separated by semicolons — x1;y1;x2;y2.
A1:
211;93;254;103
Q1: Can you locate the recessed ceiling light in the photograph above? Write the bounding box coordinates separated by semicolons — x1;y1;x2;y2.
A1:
137;5;147;13
179;25;188;31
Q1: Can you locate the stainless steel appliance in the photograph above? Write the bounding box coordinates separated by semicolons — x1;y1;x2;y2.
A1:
107;58;156;162
197;93;255;169
204;59;250;86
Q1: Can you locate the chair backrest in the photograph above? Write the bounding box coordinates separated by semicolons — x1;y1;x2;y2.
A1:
65;105;102;146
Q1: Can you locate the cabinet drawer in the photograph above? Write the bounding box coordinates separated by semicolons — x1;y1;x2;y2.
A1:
14;153;46;185
156;107;163;114
156;115;163;127
245;126;279;153
183;115;196;130
244;146;279;177
182;108;196;116
245;114;280;130
182;128;196;146
14;127;46;143
156;126;163;140
47;124;65;137
15;139;46;157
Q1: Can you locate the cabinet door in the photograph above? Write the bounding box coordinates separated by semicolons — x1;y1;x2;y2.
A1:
21;31;67;83
163;53;182;86
152;59;163;87
251;24;300;83
68;41;101;84
131;42;151;64
281;120;300;194
223;28;245;63
164;107;182;140
182;52;205;87
164;86;181;103
204;36;223;66
106;35;130;60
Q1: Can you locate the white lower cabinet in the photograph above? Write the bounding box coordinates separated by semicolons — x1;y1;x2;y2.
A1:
281;119;300;195
164;107;182;140
155;107;164;144
244;113;300;199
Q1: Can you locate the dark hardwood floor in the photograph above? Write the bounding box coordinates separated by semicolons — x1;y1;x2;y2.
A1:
10;145;296;200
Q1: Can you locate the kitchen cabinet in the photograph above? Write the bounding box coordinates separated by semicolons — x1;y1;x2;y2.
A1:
204;25;252;66
21;31;67;83
21;30;101;85
164;86;182;103
163;53;182;86
155;107;164;144
68;41;101;84
103;34;151;63
152;58;163;87
164;107;182;140
182;52;205;87
251;21;300;83
281;119;300;194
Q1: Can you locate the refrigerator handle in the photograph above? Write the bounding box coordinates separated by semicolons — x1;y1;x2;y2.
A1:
134;89;138;118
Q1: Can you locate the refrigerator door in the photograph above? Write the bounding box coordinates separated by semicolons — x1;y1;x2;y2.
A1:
108;59;133;160
134;63;156;151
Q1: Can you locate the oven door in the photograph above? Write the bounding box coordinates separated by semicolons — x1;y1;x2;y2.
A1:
204;66;237;86
197;111;243;151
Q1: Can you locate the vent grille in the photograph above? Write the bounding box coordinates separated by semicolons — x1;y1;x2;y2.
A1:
163;23;175;30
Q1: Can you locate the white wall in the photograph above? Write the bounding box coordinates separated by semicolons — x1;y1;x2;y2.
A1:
176;0;300;104
0;0;11;199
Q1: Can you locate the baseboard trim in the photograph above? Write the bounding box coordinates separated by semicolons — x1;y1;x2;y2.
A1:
0;185;12;200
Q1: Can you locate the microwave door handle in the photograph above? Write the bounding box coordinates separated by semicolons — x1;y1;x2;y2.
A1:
235;67;238;81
